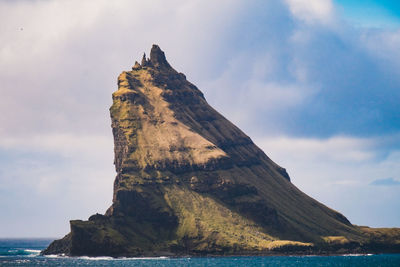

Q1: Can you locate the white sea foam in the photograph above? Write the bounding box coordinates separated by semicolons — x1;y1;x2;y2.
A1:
15;259;31;263
77;256;114;260
44;254;62;258
78;256;170;261
124;256;170;260
342;254;374;256
44;255;170;260
25;249;41;254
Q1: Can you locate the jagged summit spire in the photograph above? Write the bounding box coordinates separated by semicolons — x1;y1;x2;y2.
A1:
150;44;171;69
141;53;147;66
135;45;172;70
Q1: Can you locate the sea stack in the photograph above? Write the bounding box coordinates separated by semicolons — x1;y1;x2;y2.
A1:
42;45;400;257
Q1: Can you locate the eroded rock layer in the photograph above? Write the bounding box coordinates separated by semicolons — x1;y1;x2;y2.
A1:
42;45;400;257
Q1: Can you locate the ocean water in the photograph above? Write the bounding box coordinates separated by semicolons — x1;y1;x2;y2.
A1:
1;239;399;266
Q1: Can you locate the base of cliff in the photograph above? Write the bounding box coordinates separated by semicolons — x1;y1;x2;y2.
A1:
41;222;400;257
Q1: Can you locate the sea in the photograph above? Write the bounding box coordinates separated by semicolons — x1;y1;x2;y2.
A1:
1;239;400;266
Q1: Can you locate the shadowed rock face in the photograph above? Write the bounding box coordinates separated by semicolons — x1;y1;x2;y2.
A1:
42;45;400;257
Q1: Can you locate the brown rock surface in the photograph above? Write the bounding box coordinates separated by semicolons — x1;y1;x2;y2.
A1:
42;45;400;257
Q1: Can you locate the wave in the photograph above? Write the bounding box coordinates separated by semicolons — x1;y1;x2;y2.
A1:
24;249;41;254
43;254;61;258
76;256;114;261
0;249;41;256
116;256;170;260
342;254;374;257
43;255;170;260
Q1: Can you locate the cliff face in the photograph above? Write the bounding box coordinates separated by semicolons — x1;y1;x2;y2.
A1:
42;45;400;257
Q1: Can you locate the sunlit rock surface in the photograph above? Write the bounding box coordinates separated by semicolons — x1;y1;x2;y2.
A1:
42;45;400;257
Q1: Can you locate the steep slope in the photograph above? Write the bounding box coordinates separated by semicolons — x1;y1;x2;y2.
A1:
42;45;400;257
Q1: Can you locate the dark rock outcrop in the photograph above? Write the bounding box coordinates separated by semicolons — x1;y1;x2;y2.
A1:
42;45;400;257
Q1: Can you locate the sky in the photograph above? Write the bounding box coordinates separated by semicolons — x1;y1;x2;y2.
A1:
0;0;399;237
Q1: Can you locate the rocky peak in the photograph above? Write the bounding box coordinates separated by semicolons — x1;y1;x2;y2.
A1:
149;44;172;69
140;52;152;68
41;44;400;258
132;45;173;70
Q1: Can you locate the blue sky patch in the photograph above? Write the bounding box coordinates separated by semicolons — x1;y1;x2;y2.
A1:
370;177;400;186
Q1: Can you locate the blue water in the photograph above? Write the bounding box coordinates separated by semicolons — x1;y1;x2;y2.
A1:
1;239;399;266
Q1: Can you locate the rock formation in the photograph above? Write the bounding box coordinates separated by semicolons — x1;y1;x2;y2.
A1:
42;45;400;257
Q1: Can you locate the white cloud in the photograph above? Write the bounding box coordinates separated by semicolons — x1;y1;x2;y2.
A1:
360;28;400;69
258;135;375;163
0;133;113;159
0;132;116;237
255;135;400;227
285;0;335;25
